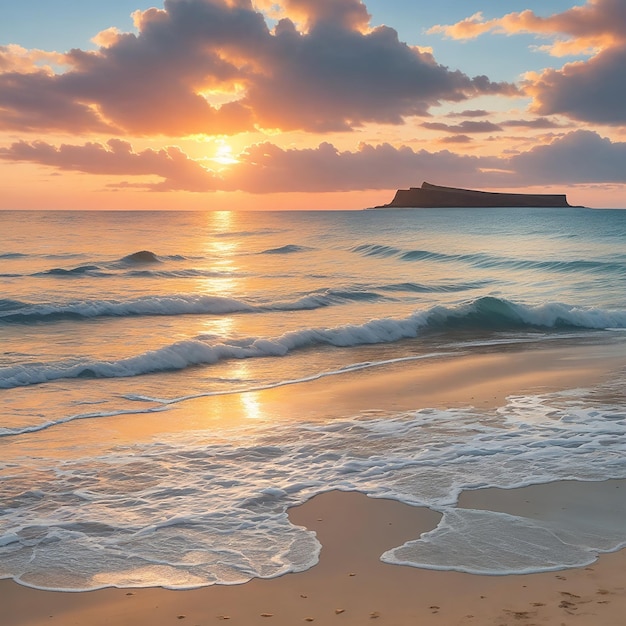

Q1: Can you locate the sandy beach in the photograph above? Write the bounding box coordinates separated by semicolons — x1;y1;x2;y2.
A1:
3;339;626;625
3;487;626;626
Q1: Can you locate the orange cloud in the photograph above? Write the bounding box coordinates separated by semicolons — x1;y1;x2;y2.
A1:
0;138;487;192
0;44;67;74
428;0;626;56
0;138;221;191
256;0;371;32
428;12;496;39
428;1;626;126
5;132;626;193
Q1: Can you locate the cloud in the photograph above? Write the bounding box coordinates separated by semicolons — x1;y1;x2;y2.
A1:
0;137;491;192
246;22;514;132
428;1;626;126
0;0;516;135
428;0;626;56
421;120;502;134
6;130;626;192
0;44;66;73
448;109;490;118
0;139;221;191
230;141;492;192
510;129;626;183
257;0;371;31
0;71;118;133
439;135;473;144
502;117;565;129
525;44;626;125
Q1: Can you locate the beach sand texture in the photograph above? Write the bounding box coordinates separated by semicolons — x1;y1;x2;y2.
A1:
4;343;626;626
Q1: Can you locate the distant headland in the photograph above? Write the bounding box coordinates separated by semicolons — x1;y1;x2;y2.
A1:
369;182;583;209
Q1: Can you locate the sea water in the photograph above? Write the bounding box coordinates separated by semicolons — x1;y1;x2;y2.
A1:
1;207;626;590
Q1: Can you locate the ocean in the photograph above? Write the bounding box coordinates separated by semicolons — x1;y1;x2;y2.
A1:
1;207;626;591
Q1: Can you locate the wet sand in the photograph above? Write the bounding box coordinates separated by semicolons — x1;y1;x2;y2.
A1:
3;339;626;625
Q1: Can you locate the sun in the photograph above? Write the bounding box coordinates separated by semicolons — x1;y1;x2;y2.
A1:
212;139;239;165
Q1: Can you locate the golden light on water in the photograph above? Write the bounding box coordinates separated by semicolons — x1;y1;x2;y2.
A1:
229;361;265;421
200;210;242;336
200;210;240;297
240;390;263;420
201;315;235;338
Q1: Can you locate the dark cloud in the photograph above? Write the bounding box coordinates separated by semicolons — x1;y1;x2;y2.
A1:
230;141;490;192
0;130;626;193
502;118;565;129
527;44;626;125
0;138;491;192
0;139;221;191
421;120;502;133
448;109;490;118
0;71;117;133
246;22;514;132
510;130;626;183
4;131;626;192
0;0;516;135
439;135;473;144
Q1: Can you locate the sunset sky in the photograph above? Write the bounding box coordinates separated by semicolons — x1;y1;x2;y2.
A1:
1;0;626;210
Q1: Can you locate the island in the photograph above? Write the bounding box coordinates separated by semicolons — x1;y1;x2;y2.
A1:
369;182;581;209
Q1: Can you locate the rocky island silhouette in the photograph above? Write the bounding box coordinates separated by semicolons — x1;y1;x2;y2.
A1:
370;182;582;209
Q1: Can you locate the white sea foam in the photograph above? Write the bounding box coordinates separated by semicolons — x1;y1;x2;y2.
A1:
383;506;626;575
2;381;626;590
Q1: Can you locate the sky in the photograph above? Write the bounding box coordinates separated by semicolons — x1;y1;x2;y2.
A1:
1;0;626;210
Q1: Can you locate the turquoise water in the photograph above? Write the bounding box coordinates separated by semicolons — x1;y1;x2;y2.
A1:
1;207;626;589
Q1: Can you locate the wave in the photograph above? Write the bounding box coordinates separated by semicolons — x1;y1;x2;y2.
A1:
0;353;448;437
260;244;311;254
378;281;490;294
352;243;626;275
19;251;209;278
0;405;170;438
33;267;239;279
1;297;623;389
2;382;625;588
0;289;389;324
118;250;161;265
38;265;102;277
0;295;250;323
110;250;204;268
213;228;287;238
0;252;28;259
123;269;242;279
0;298;27;312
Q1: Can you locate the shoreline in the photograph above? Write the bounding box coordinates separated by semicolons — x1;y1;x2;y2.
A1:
4;485;626;625
4;338;626;625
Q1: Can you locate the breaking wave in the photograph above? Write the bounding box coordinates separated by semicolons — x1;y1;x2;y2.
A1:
1;297;623;389
0;289;390;324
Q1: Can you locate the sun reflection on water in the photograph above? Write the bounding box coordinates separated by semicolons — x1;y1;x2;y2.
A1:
203;211;239;288
240;391;263;420
199;211;242;335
